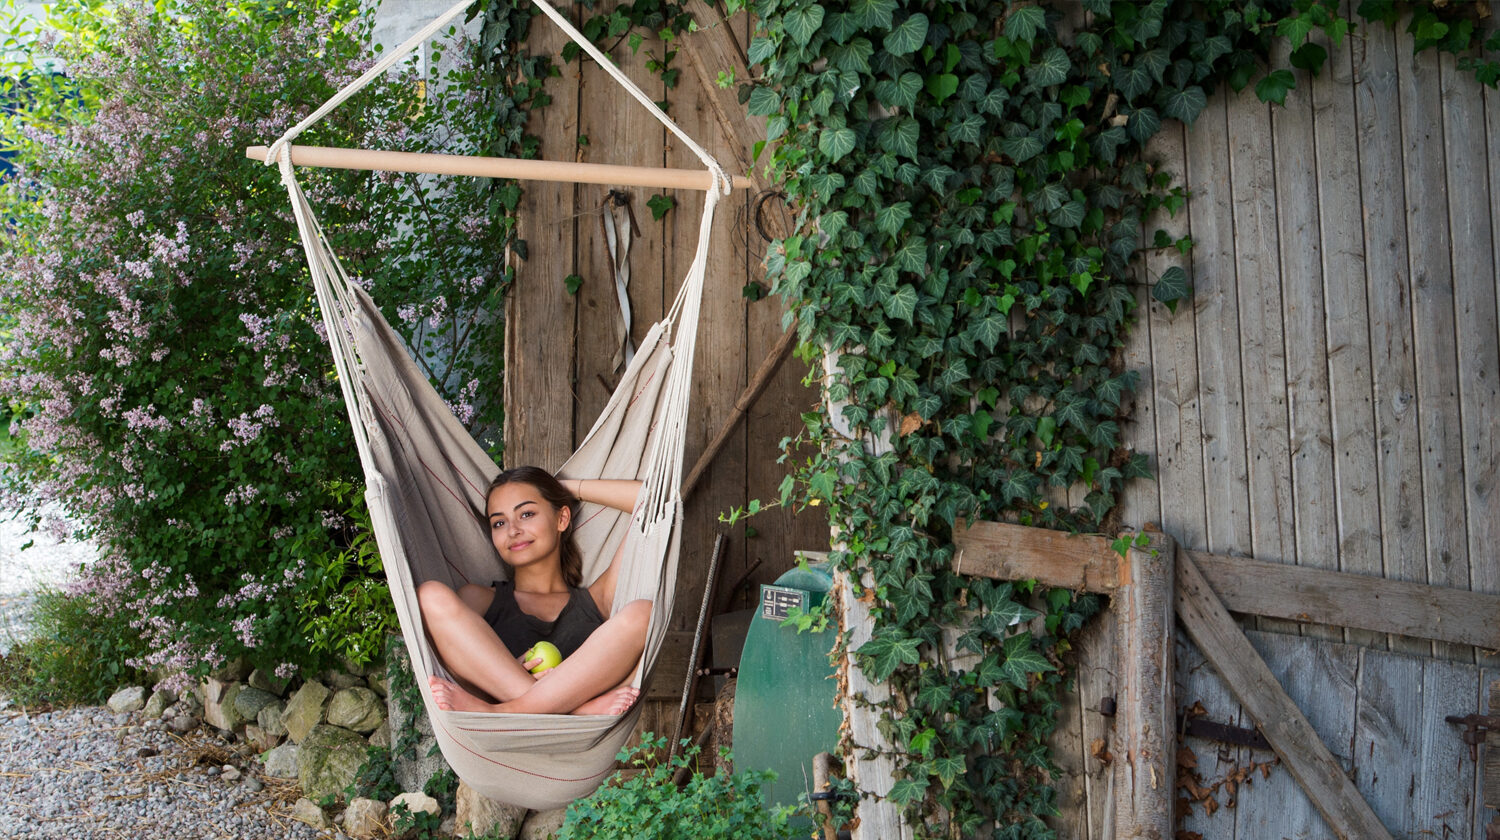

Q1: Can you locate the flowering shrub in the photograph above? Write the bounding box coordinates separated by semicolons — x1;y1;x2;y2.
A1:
0;0;516;686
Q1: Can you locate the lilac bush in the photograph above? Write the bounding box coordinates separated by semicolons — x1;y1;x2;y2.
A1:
0;0;514;685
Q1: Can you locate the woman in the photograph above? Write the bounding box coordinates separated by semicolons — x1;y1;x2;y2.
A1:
417;466;652;716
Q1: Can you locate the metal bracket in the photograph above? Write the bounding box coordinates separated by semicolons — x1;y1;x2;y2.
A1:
1177;714;1273;751
1444;713;1500;762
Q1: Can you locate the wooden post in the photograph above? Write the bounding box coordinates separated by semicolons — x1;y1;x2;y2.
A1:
1112;530;1176;840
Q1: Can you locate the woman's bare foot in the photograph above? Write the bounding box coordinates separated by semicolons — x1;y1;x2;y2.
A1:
571;686;639;716
429;676;502;713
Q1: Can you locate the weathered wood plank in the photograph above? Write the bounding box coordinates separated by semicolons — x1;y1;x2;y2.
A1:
1232;631;1358;839
1442;52;1500;662
1144;123;1208;551
1415;658;1479;836
1175;629;1250;840
952;520;1500;649
1078;608;1116;840
1187;550;1500;651
1312;11;1385;650
1272;36;1340;645
1396;22;1469;662
951;520;1120;593
1174;550;1394;840
1484;676;1499;815
835;569;913;840
505;5;579;470
1185;93;1253;558
1354;10;1427;657
1228;84;1296;638
1112;531;1176;840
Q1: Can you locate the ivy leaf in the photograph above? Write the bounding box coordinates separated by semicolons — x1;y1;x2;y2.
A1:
1153;265;1191;312
1051;199;1086;229
849;0;896;29
876;202;913;237
892;72;923;109
884;284;919;322
926;72;960;103
990;597;1039;628
999;633;1056;688
564;274;583;295
1290;42;1328;74
1000;134;1043;163
858;631;922;681
1004;5;1047;43
933;755;966;789
646;194;675;220
747;85;781;116
1158;85;1207;123
1026;46;1070;88
1126;106;1161;143
917;680;953;714
819;127;857;162
1254;69;1297;105
784;6;824;47
1276;12;1317;48
972;311;1006;350
1113;61;1152;100
887;776;926;807
1000;470;1034;503
883;13;929;56
884;116;921;159
747;36;776;66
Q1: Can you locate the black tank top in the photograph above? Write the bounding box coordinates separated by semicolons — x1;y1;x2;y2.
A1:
481;580;605;661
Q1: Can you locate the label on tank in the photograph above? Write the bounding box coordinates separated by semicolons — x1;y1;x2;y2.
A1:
759;585;807;621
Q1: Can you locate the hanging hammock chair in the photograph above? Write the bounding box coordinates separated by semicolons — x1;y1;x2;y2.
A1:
260;0;732;810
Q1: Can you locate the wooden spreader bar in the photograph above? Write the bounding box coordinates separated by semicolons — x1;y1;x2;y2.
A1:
245;144;753;191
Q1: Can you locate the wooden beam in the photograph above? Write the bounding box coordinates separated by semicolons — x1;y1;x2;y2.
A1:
1112;530;1176;840
951;520;1120;594
1187;550;1500;651
952;519;1500;649
245;144;752;191
682;326;798;499
1175;548;1394;840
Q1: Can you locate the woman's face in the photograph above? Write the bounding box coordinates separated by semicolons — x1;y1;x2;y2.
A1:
487;481;571;570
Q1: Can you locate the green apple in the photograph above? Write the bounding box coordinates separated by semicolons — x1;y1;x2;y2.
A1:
522;641;563;673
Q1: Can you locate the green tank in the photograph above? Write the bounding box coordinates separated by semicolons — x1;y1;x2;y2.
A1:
731;560;843;822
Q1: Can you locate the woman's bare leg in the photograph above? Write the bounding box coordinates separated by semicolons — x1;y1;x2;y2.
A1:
417;580;536;705
429;599;652;715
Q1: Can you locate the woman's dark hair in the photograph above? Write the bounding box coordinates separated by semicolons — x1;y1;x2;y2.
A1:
486;466;584;588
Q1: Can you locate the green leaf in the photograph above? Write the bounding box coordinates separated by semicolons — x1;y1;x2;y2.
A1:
972;311;1006;350
883;13;928;56
564;274;583;295
858;631;922;680
819;126;857;162
1000;134;1044;163
926;72;959;103
747;36;775;66
646;194;675;221
998;633;1056;688
892;236;927;272
1158;85;1207;123
784;6;824;46
1254;69;1297;105
933;755;965;789
849;0;896;29
1027;46;1070;87
747;85;781;116
887;776;926;806
1290;42;1328;74
1004;6;1047;43
884;284;919;322
875;202;913;237
1153;265;1191;312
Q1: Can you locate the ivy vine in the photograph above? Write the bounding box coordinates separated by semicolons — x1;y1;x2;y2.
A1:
740;0;1497;837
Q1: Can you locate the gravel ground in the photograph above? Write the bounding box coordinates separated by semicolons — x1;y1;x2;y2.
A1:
0;508;339;839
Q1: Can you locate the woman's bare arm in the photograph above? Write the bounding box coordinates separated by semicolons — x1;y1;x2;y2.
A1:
564;478;641;514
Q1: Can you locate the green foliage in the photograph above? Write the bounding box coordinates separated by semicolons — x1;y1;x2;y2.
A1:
557;734;799;840
742;0;1496;835
0;588;146;707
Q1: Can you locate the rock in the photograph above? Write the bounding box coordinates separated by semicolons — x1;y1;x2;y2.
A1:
177;690;204;718
292;798;329;829
244;724;283;753
106;686;147;714
257;700;288;736
391;791;440;819
455;780;526;839
222;765;242;782
440;815;457;837
245;776;265;792
142;689;175;719
212;656;253;683
324;669;365;690
519;808;567;840
297;724;370;802
327;687;385;733
166;714;200;734
341;656;375;678
387;642;443;793
367;722;390;749
233;686;279;721
366;672;389;697
248;668;290;696
281;680;331;743
202;678;247;732
262;743;300;779
343;797;388;838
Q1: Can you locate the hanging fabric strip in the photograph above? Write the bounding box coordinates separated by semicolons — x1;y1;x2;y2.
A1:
599;191;636;373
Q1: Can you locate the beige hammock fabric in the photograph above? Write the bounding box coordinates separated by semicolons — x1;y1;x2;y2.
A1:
263;0;730;809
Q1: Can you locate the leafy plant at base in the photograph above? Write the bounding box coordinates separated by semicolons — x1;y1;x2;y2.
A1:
740;0;1497;836
557;734;799;840
0;587;146;708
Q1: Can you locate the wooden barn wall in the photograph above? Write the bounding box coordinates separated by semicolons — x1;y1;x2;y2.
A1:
1051;16;1500;840
504;6;827;736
